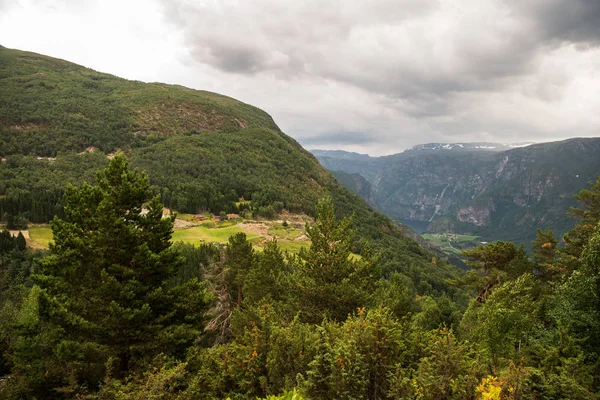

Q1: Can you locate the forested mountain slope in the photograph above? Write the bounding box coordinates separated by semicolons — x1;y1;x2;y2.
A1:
313;138;600;244
0;46;460;291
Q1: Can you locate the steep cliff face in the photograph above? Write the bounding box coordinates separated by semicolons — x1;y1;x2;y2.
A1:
329;170;377;208
313;138;600;244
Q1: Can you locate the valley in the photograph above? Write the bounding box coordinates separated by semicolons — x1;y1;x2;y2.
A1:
313;139;600;249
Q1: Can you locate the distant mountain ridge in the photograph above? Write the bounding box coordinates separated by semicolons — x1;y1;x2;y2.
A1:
406;142;535;152
313;138;600;245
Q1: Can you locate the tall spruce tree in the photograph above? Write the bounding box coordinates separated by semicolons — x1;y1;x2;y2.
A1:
13;155;207;397
294;198;373;322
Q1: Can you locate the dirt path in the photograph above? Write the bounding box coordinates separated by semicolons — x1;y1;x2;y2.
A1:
27;239;47;250
174;219;193;228
238;221;273;240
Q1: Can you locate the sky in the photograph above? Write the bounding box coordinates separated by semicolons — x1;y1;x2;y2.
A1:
1;0;600;156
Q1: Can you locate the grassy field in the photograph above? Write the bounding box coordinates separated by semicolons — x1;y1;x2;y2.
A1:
172;224;263;245
272;240;310;253
268;225;304;240
29;226;53;248
22;220;311;253
172;221;313;254
422;233;480;257
23;221;359;257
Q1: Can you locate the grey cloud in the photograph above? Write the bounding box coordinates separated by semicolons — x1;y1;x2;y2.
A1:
0;0;17;11
155;0;600;153
188;39;278;74
517;0;600;45
159;0;563;102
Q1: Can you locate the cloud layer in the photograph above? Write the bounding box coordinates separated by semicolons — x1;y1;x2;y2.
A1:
1;0;600;154
155;0;600;154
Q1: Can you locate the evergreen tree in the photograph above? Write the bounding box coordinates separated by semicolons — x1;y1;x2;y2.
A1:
225;232;254;308
294;198;373;322
532;228;558;280
462;241;528;302
15;231;26;252
13;155;207;397
0;230;13;254
245;239;292;308
563;176;600;260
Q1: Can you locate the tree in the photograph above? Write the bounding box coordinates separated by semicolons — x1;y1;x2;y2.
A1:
294;198;373;322
244;240;292;307
13;155;207;397
225;232;254;308
532;228;558;280
15;231;26;251
563;176;600;260
462;241;529;302
414;328;481;400
204;232;254;344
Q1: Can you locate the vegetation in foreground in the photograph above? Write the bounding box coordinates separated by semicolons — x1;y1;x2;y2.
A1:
0;156;599;399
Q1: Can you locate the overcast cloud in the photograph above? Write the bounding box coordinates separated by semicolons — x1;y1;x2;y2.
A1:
1;0;600;155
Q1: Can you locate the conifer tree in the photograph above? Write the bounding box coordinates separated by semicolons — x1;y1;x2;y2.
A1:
295;198;373;322
15;231;26;251
13;155;207;397
564;176;600;260
532;228;558;279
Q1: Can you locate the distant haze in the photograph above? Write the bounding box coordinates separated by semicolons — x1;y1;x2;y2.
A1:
1;0;600;155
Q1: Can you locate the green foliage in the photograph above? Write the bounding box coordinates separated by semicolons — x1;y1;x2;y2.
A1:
293;198;373;322
3;46;600;399
10;156;209;397
299;307;420;400
462;241;531;301
412;328;482;400
532;228;559;280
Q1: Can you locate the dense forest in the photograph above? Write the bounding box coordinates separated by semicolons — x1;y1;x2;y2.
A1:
1;156;599;399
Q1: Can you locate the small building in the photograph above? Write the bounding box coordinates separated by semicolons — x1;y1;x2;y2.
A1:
211;216;221;222
227;213;240;219
193;215;207;221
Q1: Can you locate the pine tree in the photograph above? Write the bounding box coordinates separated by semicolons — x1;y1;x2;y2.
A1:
563;176;600;260
295;198;373;322
13;155;207;397
462;241;526;301
532;228;558;279
15;231;26;251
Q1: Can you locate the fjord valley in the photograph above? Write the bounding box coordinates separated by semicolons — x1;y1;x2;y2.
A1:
1;46;600;400
313;139;600;248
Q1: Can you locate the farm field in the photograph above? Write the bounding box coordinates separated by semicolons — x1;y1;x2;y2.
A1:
422;233;480;257
22;214;313;250
172;224;262;244
29;225;54;248
173;219;311;253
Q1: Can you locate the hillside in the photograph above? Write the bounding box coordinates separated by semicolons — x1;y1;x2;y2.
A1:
0;46;461;292
313;138;600;245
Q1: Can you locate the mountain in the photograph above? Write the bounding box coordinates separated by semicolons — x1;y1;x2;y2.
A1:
0;46;461;287
327;170;376;206
313;139;600;245
406;142;535;153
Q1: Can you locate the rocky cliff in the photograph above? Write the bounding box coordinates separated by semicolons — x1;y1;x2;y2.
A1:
313;138;600;244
